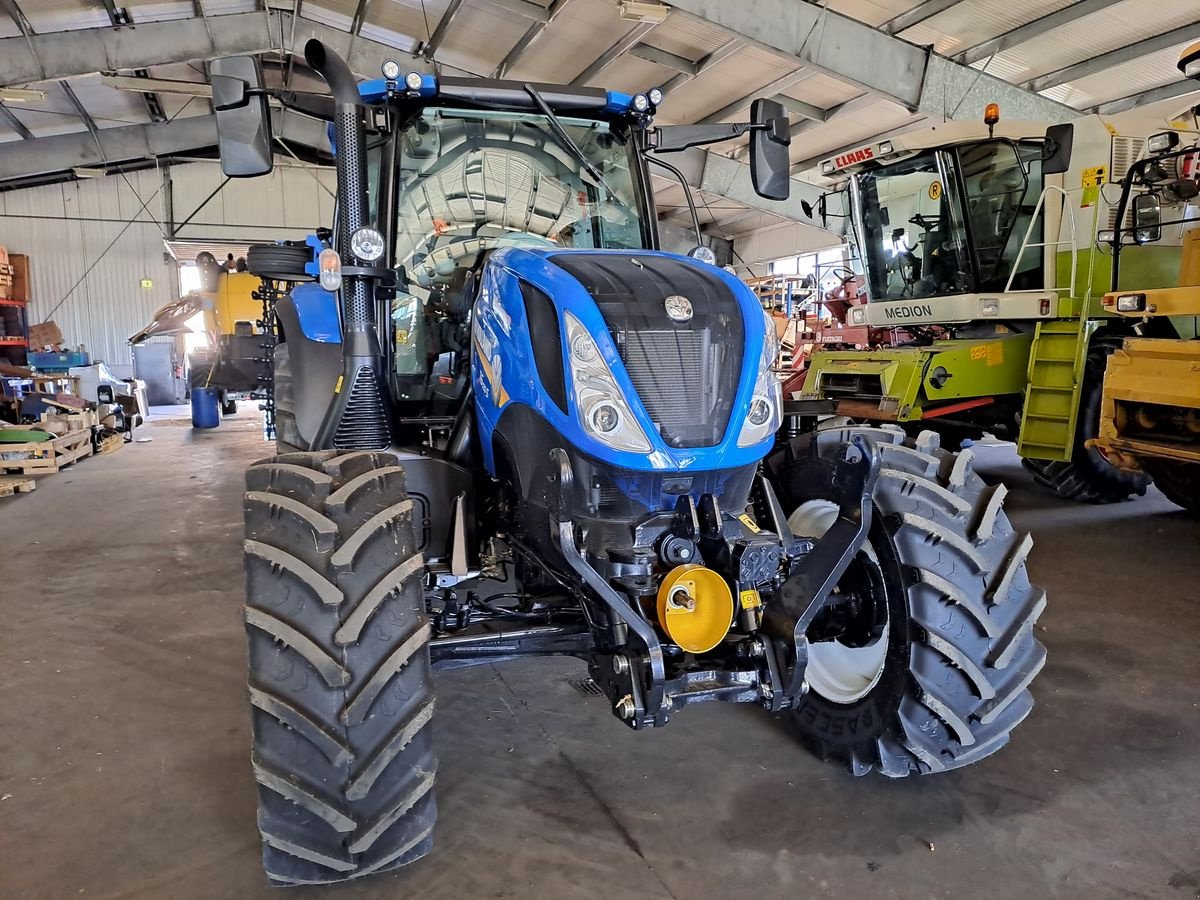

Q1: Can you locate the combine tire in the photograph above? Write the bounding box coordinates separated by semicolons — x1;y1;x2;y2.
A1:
1023;342;1150;503
1144;459;1200;516
243;451;436;885
247;243;314;282
767;425;1046;777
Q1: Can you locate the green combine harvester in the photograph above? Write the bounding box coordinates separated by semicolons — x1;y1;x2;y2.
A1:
800;95;1200;503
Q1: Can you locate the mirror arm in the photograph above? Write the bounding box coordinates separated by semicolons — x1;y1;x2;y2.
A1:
650;122;756;153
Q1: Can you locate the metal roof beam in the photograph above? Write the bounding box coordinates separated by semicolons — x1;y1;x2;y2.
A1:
665;0;1079;120
770;94;829;122
571;21;658;85
0;109;330;183
423;0;466;58
1026;22;1200;93
659;37;741;95
0;10;424;87
955;0;1120;66
881;0;962;35
628;43;698;75
1087;80;1200;116
58;81;100;141
493;0;575;78
0;101;33;139
698;68;814;124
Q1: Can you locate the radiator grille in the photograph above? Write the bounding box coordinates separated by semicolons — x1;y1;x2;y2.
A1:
333;366;390;450
618;329;727;447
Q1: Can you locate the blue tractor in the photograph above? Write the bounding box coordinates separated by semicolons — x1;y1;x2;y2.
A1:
218;41;1046;885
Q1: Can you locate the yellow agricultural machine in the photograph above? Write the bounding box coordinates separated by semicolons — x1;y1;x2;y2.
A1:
1092;47;1200;514
130;251;270;416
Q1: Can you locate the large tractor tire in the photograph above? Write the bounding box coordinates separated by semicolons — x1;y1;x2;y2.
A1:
271;341;304;454
247;243;314;282
1023;341;1150;503
1143;459;1200;516
767;426;1046;777
242;451;436;885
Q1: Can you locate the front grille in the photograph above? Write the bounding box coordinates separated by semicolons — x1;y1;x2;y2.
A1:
619;329;724;447
548;253;743;449
333;366;390;449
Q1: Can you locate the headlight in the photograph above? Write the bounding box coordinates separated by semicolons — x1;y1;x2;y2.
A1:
648;87;664;106
405;71;423;91
381;59;401;80
1147;132;1179;154
350;227;385;262
849;306;867;325
632;93;650;112
564;312;652;453
737;312;783;448
688;245;717;266
1115;293;1146;312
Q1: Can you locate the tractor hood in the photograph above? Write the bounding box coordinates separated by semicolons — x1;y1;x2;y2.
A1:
471;247;778;479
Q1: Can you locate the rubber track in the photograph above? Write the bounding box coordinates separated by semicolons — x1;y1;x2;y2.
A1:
242;450;436;885
780;425;1047;776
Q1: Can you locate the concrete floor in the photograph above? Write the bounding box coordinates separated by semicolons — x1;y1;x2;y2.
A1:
1;413;1198;900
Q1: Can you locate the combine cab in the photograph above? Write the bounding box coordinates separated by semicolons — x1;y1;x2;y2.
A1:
801;95;1200;502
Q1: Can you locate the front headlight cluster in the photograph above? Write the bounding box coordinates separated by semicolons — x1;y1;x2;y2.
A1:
564;312;653;453
737;312;783;448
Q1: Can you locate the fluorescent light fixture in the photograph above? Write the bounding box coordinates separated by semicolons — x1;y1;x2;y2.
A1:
73;167;107;178
0;88;46;103
618;1;669;23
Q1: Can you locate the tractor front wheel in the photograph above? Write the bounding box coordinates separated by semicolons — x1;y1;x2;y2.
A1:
767;426;1046;776
243;450;437;884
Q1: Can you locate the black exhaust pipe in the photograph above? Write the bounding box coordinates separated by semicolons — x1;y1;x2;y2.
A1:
304;38;391;450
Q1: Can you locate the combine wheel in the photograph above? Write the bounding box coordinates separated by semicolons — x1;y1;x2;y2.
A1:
1144;459;1200;516
242;451;436;884
767;426;1046;776
1024;342;1150;503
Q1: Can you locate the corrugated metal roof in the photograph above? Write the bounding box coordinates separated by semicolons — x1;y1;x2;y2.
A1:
1;0;1198;241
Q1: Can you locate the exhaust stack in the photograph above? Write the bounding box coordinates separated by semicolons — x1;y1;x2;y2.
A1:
304;39;391;450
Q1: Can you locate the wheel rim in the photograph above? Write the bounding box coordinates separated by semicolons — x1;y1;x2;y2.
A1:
789;499;890;704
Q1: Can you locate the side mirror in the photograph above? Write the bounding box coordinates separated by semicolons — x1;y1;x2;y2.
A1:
1043;123;1073;175
1133;193;1161;244
750;98;790;201
209;56;273;178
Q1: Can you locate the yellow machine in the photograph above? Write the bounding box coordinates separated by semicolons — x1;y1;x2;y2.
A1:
130;254;267;414
1090;43;1200;514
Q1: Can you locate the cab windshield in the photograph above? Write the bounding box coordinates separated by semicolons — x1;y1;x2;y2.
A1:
853;140;1044;301
394;107;646;277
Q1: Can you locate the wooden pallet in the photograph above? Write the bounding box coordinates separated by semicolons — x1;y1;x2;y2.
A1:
0;474;35;497
98;432;124;455
0;426;93;474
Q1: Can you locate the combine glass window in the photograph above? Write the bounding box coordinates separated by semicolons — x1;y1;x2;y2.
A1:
854;150;973;301
958;141;1044;292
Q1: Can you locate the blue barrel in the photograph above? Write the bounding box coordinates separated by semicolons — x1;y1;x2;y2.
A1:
191;387;220;428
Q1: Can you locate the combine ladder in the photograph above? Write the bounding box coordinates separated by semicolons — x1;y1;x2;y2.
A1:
1008;184;1092;462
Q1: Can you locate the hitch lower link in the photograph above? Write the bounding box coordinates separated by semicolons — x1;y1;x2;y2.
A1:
546;438;882;726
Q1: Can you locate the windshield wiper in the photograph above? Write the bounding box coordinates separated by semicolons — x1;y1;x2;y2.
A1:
523;84;621;204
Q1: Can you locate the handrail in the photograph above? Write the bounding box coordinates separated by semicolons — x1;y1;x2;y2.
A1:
1004;184;1076;297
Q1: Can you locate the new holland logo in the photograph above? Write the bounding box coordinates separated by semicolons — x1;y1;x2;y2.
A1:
834;146;875;169
883;303;933;320
664;294;693;323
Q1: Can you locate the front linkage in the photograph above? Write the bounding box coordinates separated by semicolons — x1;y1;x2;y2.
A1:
428;435;882;728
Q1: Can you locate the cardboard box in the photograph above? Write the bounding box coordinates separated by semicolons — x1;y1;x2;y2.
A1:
28;320;64;349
